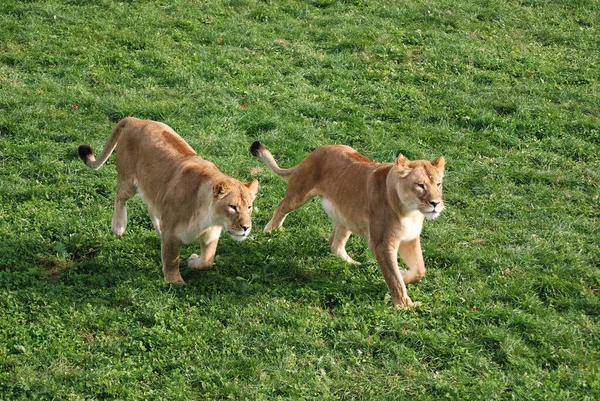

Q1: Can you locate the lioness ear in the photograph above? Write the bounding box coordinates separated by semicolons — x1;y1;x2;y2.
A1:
432;156;446;173
395;154;412;178
213;181;232;199
246;179;259;200
395;154;409;167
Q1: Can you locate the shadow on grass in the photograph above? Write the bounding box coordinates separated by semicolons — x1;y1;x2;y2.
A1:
0;228;389;315
6;227;598;319
180;236;388;310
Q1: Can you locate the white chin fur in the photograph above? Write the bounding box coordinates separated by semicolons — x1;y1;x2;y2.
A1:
228;231;249;241
423;211;441;219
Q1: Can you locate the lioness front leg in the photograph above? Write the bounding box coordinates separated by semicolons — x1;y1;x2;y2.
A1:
398;237;426;284
161;234;184;284
188;226;222;271
369;237;413;308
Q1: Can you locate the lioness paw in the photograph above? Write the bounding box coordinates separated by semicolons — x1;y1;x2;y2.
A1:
164;273;185;285
392;295;416;308
112;224;126;237
394;300;423;308
343;256;361;265
187;253;214;271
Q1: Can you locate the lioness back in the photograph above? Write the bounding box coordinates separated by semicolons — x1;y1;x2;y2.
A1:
287;145;385;236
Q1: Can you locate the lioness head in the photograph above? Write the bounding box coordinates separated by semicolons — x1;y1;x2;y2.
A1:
393;155;445;219
213;179;259;241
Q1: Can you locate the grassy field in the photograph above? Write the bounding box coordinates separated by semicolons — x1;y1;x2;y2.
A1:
1;0;599;399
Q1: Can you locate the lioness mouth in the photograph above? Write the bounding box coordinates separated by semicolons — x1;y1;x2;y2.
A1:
228;231;249;240
423;211;441;219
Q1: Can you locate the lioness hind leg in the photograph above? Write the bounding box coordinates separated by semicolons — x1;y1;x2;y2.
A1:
330;223;360;265
112;182;136;237
264;194;313;232
144;200;161;237
188;226;222;270
148;212;161;237
264;198;295;232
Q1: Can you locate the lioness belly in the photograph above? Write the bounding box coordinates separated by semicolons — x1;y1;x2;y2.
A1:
321;197;369;237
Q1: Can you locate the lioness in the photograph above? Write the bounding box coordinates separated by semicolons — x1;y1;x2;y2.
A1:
250;142;445;307
78;117;258;284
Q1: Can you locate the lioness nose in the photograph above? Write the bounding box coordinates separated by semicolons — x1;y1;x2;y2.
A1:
242;225;250;233
430;201;440;208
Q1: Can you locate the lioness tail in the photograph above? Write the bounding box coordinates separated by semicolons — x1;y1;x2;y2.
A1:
250;141;295;180
78;118;130;170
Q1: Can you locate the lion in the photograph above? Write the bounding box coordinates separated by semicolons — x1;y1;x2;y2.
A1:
78;117;258;284
250;141;445;307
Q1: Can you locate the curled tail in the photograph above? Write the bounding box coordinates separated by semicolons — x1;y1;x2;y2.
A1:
250;141;295;180
78;118;130;170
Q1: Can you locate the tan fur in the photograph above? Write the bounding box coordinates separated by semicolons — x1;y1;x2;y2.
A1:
79;117;258;283
251;141;445;308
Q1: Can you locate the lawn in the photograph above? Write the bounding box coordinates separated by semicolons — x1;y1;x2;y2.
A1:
0;0;599;399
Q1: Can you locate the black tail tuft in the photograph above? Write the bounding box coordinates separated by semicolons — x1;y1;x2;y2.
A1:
78;144;93;162
250;141;263;157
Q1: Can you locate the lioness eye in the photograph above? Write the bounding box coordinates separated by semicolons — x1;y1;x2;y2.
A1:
437;183;442;188
229;205;237;212
417;183;426;190
248;206;252;211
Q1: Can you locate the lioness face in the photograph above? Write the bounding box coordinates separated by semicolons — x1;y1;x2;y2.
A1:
395;156;445;219
213;179;259;241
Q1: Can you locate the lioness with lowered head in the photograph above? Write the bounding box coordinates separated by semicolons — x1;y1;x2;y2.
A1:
250;142;445;308
78;117;258;284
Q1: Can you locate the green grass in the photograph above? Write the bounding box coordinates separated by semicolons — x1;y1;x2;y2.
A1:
1;0;599;399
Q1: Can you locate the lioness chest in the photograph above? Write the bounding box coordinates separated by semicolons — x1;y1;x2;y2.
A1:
397;211;424;242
